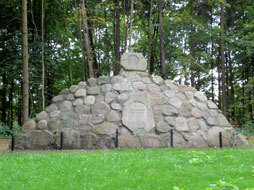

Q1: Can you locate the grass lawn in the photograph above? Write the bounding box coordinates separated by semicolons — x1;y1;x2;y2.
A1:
0;148;254;190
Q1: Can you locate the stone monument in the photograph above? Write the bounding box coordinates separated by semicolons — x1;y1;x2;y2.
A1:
18;53;249;149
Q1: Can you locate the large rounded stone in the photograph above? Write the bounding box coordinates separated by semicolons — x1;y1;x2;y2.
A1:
191;107;203;118
75;89;87;97
194;91;207;102
118;136;140;148
91;102;110;115
46;104;58;113
188;118;200;132
117;93;129;103
87;86;100;95
59;101;72;112
78;81;87;89
74;105;90;114
162;105;178;116
87;78;97;86
25;130;54;149
175;117;189;132
164;117;175;126
94;122;118;135
152;76;163;85
88;114;105;124
97;76;110;85
197;102;208;111
105;92;117;103
37;120;48;130
121;52;147;71
36;111;49;122
111;76;123;84
106;110;121;122
164;80;178;90
70;85;78;93
188;134;208;148
111;102;122;111
22;120;36;133
169;97;182;108
156;121;171;133
52;95;63;103
217;114;230;127
73;98;83;106
132;82;146;90
207;100;218;109
208;127;231;147
140;136;167;148
101;84;112;93
84;96;96;105
147;84;160;92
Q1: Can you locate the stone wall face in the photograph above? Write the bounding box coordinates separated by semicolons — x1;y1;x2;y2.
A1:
18;53;249;150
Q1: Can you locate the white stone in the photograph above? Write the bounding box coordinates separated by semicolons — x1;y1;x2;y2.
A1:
84;96;96;105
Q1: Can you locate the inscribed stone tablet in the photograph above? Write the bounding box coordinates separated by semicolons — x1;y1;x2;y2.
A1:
120;52;147;71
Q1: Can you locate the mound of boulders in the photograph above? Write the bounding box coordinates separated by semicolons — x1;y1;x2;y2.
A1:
17;53;249;150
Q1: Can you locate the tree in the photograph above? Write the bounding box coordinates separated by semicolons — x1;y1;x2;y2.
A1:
41;0;45;110
81;0;94;78
158;0;167;79
22;0;29;124
128;0;134;52
115;0;120;74
190;0;195;87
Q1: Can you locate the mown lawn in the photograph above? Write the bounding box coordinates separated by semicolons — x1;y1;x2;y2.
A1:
0;148;254;190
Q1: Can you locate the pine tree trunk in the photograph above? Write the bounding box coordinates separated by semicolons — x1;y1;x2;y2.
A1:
22;0;29;124
220;3;227;116
128;0;134;52
190;0;195;87
228;53;235;118
41;0;45;110
115;0;120;75
1;72;7;124
81;0;94;78
158;0;167;79
148;0;153;74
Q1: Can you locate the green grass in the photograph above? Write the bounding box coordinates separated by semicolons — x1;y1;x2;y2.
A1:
0;148;254;190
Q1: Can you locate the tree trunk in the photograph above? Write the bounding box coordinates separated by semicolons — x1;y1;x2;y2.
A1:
217;52;221;110
220;3;227;116
81;0;94;78
190;0;195;87
128;0;134;52
115;0;120;75
1;72;7;124
158;0;167;79
148;0;153;74
22;0;29;124
228;53;235;119
41;0;45;110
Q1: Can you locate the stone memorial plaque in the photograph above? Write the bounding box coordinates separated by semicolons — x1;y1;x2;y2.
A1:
122;97;155;134
121;52;147;71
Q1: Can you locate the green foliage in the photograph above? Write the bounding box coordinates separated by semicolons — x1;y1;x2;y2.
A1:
0;122;21;138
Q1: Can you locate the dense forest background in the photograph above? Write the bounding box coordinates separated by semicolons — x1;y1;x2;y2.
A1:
0;0;253;129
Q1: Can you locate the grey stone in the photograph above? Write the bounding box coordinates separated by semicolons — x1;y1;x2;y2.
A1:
36;111;49;122
101;84;112;93
121;52;147;71
87;78;97;87
105;92;117;103
49;110;61;118
78;81;87;89
168;97;182;108
95;95;104;103
188;134;208;148
197;102;208;111
172;132;186;147
207;117;218;126
22;120;36;133
175;117;189;132
176;93;186;101
152;105;163;123
140;136;167;148
184;91;194;100
97;76;110;85
87;86;100;95
208;127;231;147
106;110;121;122
132;82;146;90
194;91;207;102
233;133;249;147
79;124;93;135
118;136;139;148
127;74;141;82
164;90;175;98
218;114;230;127
113;82;130;92
89;114;105;124
208;110;218;117
189;99;197;107
178;102;192;117
191;107;203;118
147;84;160;92
111;76;123;84
73;98;84;106
207;100;218;109
59;101;72;112
66;94;75;101
74;105;90;114
156;121;171;133
70;85;78;93
162;105;178;116
152;76;163;85
142;77;152;84
52;95;63;103
91;102;110;115
199;119;208;132
164;117;175;126
164;80;178;90
78;114;89;125
188;118;200;132
122;97;155;134
75;89;87;97
37;120;48;130
111;102;122;111
60;129;81;149
60;88;70;95
84;96;96;105
46;104;58;113
25;130;54;149
117;93;129;104
160;85;169;91
149;92;167;105
94;122;118;135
